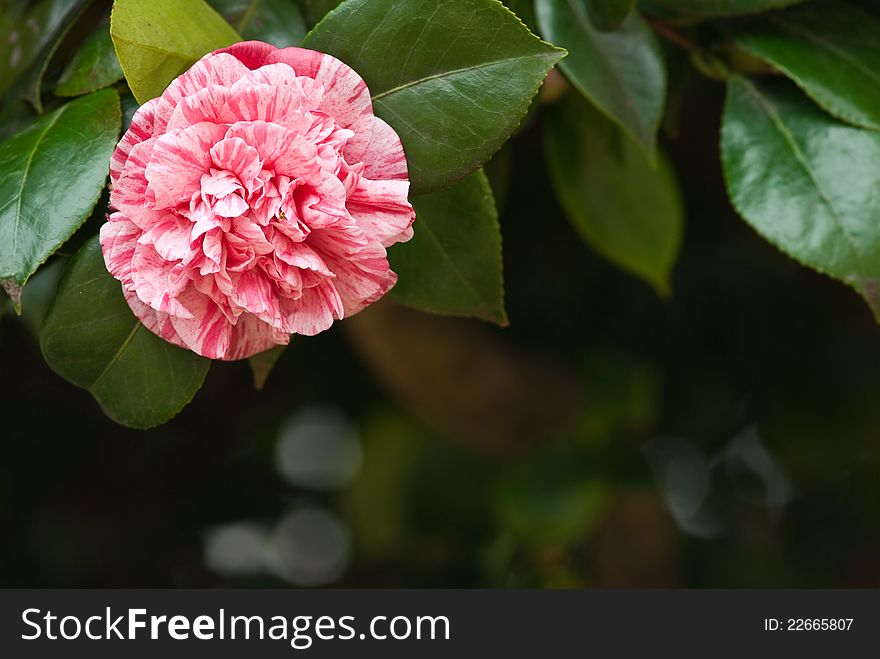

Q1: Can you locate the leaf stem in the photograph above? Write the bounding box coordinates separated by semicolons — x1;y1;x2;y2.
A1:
646;17;697;53
646;16;729;81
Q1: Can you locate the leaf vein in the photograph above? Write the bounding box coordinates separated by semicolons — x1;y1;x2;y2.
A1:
741;77;867;275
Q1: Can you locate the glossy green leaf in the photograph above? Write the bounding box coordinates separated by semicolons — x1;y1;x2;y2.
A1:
587;0;635;31
484;145;513;213
0;0;78;96
209;0;306;47
41;237;211;429
12;258;65;337
110;0;241;104
33;2;95;113
249;345;286;390
0;97;37;144
648;0;807;15
545;95;683;295
734;1;880;131
55;22;124;97
304;0;566;194
301;0;342;28
0;89;120;311
536;0;665;153
7;0;93;115
502;0;538;30
389;170;507;325
721;76;880;319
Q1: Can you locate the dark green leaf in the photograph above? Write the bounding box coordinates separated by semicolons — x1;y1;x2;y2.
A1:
209;0;306;47
0;97;37;143
304;0;566;194
721;76;880;319
536;0;666;153
249;345;286;390
390;170;507;325
502;0;538;30
11;258;65;337
648;0;807;16
0;0;78;96
0;89;120;311
587;0;635;31
734;1;880;131
31;0;93;113
483;145;512;213
110;0;241;104
545;95;683;295
41;237;211;429
55;22;124;97
301;0;342;28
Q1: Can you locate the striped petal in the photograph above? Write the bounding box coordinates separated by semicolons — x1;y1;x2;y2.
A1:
347;177;415;247
100;215;141;289
265;47;375;163
102;43;415;361
145;122;226;209
110;99;157;185
361;116;410;181
130;243;192;317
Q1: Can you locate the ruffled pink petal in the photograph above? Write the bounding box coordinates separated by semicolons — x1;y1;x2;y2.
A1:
333;260;397;317
215;41;276;71
201;170;242;198
266;47;375;163
224;123;320;186
168;287;233;360
153;53;251;131
130;243;192;317
100;215;141;288
210;137;262;189
214;194;249;218
166;85;235;132
226;83;307;125
103;44;415;361
285;172;350;230
145;122;227;209
110;137;156;216
230;217;273;251
361;116;410;181
309;232;396;316
138;216;193;261
347;177;415;247
200;229;226;273
277;240;333;276
124;291;185;349
279;281;344;336
265;46;325;77
110;99;157;185
232;64;327;115
230;269;276;317
224;312;290;361
231;62;297;90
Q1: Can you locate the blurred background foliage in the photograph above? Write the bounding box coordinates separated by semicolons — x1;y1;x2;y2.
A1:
1;0;879;587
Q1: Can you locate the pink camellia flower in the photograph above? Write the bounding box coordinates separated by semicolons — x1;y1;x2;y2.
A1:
101;41;414;360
